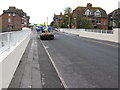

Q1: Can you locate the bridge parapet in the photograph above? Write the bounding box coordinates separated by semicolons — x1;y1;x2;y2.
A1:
60;28;120;43
0;28;31;89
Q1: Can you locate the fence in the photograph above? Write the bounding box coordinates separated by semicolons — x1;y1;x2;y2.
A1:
0;29;31;55
60;28;119;43
63;29;113;34
84;29;113;34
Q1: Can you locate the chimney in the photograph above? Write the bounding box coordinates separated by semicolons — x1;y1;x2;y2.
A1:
60;12;62;16
9;6;16;10
87;3;92;9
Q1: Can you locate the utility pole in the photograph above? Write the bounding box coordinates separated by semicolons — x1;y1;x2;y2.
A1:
67;16;70;28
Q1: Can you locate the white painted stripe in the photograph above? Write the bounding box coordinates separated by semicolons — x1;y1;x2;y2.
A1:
40;40;69;89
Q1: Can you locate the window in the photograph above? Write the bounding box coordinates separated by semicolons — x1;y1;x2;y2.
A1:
8;18;11;22
104;22;106;25
94;10;101;17
96;19;101;24
13;13;15;16
24;22;27;25
85;9;91;16
8;13;11;16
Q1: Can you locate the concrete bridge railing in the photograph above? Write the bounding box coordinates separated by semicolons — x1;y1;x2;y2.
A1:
0;28;31;90
60;28;120;43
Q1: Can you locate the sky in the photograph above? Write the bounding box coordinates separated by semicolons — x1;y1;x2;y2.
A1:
0;0;120;25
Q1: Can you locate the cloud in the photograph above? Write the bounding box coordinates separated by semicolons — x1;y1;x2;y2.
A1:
118;1;120;8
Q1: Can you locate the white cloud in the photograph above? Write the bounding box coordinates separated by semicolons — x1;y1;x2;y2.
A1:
0;0;120;24
119;1;120;8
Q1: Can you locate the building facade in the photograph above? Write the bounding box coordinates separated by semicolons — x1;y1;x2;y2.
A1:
53;12;64;28
71;3;108;29
108;8;120;29
0;7;30;32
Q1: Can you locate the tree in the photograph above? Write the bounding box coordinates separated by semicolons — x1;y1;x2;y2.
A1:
76;17;93;29
64;7;72;16
63;7;72;28
115;13;120;28
114;20;120;28
52;24;58;28
50;21;54;26
79;19;94;29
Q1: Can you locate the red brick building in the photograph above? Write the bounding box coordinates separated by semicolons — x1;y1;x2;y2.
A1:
53;12;64;28
0;7;30;32
71;3;108;29
108;8;120;29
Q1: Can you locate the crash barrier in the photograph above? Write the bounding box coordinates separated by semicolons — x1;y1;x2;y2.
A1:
60;28;120;43
0;28;31;89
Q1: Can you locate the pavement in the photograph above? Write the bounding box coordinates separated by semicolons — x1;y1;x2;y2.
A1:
8;30;64;89
8;29;118;89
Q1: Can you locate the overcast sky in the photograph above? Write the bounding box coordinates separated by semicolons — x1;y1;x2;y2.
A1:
0;0;120;24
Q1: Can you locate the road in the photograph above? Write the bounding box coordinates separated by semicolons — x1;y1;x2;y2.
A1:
38;31;118;88
9;30;118;89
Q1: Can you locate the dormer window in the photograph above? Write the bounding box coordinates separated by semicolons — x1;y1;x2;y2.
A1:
8;13;11;16
13;13;15;16
85;9;91;16
94;10;101;17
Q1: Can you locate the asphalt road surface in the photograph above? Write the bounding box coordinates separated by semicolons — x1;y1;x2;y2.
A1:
9;30;118;89
38;32;118;88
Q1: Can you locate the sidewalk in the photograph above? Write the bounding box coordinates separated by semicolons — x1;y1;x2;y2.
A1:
8;30;42;88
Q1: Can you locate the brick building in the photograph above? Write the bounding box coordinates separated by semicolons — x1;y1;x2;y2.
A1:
53;12;64;28
0;7;30;32
108;8;120;29
71;3;108;29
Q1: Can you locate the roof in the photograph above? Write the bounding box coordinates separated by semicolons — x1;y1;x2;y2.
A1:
3;7;27;17
72;6;107;18
53;13;63;20
108;8;120;20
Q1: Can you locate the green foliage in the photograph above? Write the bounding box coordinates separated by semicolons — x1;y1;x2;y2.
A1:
50;21;54;26
114;20;120;28
61;22;68;28
64;7;72;16
77;18;94;29
40;24;45;26
34;24;37;26
52;24;58;28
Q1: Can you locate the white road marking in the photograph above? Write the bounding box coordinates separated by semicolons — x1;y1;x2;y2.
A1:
40;40;69;89
44;46;49;49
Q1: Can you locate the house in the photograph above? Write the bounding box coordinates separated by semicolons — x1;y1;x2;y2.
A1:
108;8;120;29
71;3;108;29
0;16;2;33
53;12;64;28
0;7;30;32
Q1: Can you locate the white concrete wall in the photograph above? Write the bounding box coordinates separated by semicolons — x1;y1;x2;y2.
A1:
0;62;2;90
0;31;31;90
61;28;120;43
